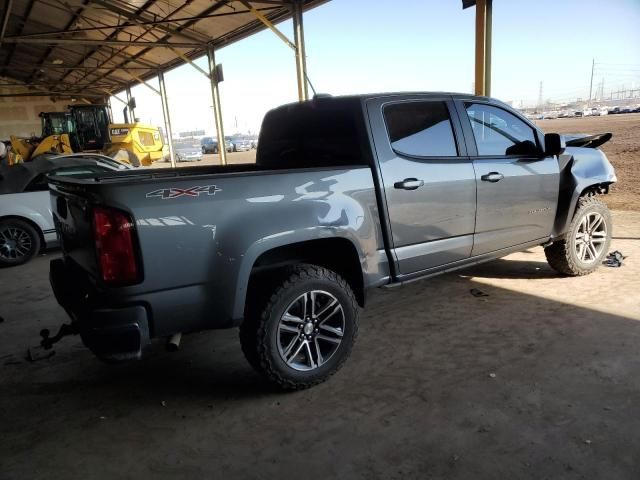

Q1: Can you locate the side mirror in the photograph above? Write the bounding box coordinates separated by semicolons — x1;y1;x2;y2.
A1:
544;133;566;156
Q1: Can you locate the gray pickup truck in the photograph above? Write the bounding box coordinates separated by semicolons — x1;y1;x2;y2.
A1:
48;93;616;389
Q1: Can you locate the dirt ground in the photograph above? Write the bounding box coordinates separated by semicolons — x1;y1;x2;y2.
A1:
537;113;640;211
1;210;638;479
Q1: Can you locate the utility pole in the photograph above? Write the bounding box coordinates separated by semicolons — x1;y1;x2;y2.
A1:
588;58;595;104
537;81;543;110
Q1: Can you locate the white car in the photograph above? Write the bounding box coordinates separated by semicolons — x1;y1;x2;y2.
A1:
0;153;130;267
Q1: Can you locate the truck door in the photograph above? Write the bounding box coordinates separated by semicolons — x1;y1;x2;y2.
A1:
457;101;559;256
366;97;476;275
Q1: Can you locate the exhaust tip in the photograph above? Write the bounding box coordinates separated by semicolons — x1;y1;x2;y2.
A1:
166;332;182;352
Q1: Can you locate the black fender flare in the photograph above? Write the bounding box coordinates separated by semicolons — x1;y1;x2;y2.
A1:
552;147;616;238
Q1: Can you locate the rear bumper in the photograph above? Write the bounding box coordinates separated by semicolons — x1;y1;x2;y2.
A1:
50;258;151;361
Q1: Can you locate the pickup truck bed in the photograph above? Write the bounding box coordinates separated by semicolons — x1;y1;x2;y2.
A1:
48;93;616;389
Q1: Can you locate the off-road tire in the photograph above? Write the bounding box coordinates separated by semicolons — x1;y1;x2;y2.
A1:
545;195;612;276
0;219;41;267
239;264;359;390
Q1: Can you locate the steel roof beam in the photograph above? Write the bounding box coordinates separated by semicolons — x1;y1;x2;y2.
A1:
0;91;105;98
3;37;203;48
58;0;161;84
7;7;281;39
0;82;121;88
8;64;157;71
66;0;197;86
26;0;90;83
89;0;209;44
95;1;231;85
1;0;35;75
241;1;295;50
0;0;13;47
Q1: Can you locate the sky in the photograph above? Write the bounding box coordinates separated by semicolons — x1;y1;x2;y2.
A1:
111;0;640;136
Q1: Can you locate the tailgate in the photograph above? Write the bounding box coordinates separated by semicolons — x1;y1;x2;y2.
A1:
49;181;99;279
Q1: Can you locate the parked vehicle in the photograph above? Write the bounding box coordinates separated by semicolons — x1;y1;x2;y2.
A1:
201;136;232;154
229;136;252;152
49;93;616;389
0;153;130;267
172;139;203;162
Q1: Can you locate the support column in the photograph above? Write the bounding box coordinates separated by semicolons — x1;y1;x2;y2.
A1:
474;0;486;96
125;86;135;122
158;71;176;168
484;0;492;97
292;0;309;101
207;43;227;166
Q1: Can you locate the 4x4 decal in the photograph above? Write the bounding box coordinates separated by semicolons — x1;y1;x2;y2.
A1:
146;185;222;199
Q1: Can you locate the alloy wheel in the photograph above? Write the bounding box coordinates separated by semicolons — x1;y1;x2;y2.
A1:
277;290;345;371
574;211;607;264
0;226;33;260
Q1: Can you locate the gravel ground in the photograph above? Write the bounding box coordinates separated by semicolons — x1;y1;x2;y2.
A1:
1;210;638;480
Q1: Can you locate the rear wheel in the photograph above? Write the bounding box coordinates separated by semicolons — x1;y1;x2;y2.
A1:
545;196;612;276
240;264;359;390
0;219;41;267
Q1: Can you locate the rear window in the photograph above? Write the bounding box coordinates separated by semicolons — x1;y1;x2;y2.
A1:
256;100;370;169
383;101;458;157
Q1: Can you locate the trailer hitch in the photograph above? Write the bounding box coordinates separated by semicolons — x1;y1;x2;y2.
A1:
40;324;77;349
27;323;78;362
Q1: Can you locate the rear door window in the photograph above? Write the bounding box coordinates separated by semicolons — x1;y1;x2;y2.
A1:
383;101;458;157
465;103;540;156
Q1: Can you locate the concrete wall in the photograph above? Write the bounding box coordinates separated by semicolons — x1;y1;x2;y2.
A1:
0;77;67;139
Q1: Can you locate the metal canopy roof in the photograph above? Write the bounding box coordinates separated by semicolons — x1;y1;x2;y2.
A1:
0;0;326;98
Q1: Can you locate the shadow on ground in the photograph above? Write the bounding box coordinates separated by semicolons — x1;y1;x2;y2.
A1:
1;214;639;479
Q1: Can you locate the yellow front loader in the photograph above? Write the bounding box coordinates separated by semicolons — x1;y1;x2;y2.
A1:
7;133;73;165
106;123;169;167
4;106;168;167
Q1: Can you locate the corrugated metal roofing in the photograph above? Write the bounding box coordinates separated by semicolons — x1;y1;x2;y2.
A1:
0;0;326;98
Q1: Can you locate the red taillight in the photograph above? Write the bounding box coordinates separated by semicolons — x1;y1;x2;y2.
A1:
92;206;140;285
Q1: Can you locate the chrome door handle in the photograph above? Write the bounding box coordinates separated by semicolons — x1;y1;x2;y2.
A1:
394;178;425;190
481;172;504;182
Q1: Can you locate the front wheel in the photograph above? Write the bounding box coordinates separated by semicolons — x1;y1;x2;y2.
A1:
240;264;359;390
0;219;41;267
545;196;612;276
